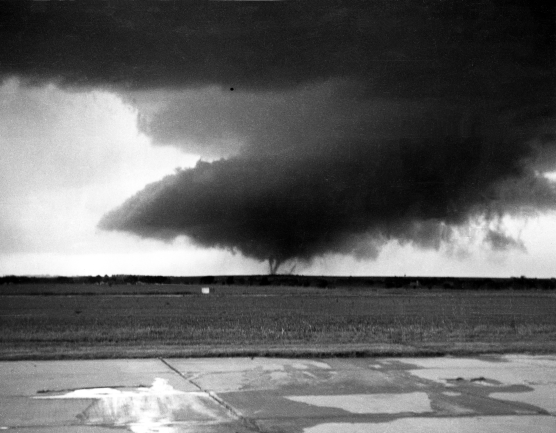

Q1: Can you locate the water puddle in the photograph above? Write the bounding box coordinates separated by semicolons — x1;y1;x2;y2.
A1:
490;386;556;415
286;392;432;414
302;416;556;433
34;378;227;432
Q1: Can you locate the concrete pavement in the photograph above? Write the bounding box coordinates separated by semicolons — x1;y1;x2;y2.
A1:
1;355;555;432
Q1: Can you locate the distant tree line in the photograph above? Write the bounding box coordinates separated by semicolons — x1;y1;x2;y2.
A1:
1;274;555;290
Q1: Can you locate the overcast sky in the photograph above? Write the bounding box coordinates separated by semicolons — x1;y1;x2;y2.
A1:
0;1;554;277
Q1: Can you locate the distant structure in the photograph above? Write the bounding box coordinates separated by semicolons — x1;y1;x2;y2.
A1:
201;287;211;295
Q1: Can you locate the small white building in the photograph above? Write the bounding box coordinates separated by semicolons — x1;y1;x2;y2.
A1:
201;287;211;295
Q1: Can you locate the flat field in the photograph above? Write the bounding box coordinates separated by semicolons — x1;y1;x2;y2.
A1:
1;284;556;359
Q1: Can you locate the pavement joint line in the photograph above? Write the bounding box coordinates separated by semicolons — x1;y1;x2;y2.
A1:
188;376;262;432
203;387;263;432
158;358;203;391
160;358;261;431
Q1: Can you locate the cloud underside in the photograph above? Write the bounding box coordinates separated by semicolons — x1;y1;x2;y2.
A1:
3;2;554;269
99;134;556;267
1;2;552;98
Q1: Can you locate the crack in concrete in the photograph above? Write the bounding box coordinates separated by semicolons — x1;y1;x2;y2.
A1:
159;357;202;389
160;358;262;432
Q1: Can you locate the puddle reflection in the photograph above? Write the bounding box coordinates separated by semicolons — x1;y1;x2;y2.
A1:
35;378;218;432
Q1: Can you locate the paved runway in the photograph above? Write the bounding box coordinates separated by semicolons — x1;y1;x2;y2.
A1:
1;355;555;432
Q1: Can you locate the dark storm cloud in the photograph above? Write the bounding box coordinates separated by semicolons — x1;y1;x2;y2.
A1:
3;1;553;268
1;1;553;98
485;229;525;252
99;130;556;268
137;82;444;156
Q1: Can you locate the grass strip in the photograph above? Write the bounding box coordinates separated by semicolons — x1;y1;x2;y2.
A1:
2;340;556;361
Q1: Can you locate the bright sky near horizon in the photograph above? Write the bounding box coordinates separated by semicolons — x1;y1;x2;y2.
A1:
1;78;555;278
0;2;554;277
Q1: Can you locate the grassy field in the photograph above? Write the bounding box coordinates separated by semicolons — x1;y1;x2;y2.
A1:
1;284;556;359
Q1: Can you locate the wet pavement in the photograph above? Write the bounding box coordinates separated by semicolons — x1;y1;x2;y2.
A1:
1;355;555;432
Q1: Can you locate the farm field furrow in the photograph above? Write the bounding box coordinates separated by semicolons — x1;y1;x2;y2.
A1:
1;285;555;359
